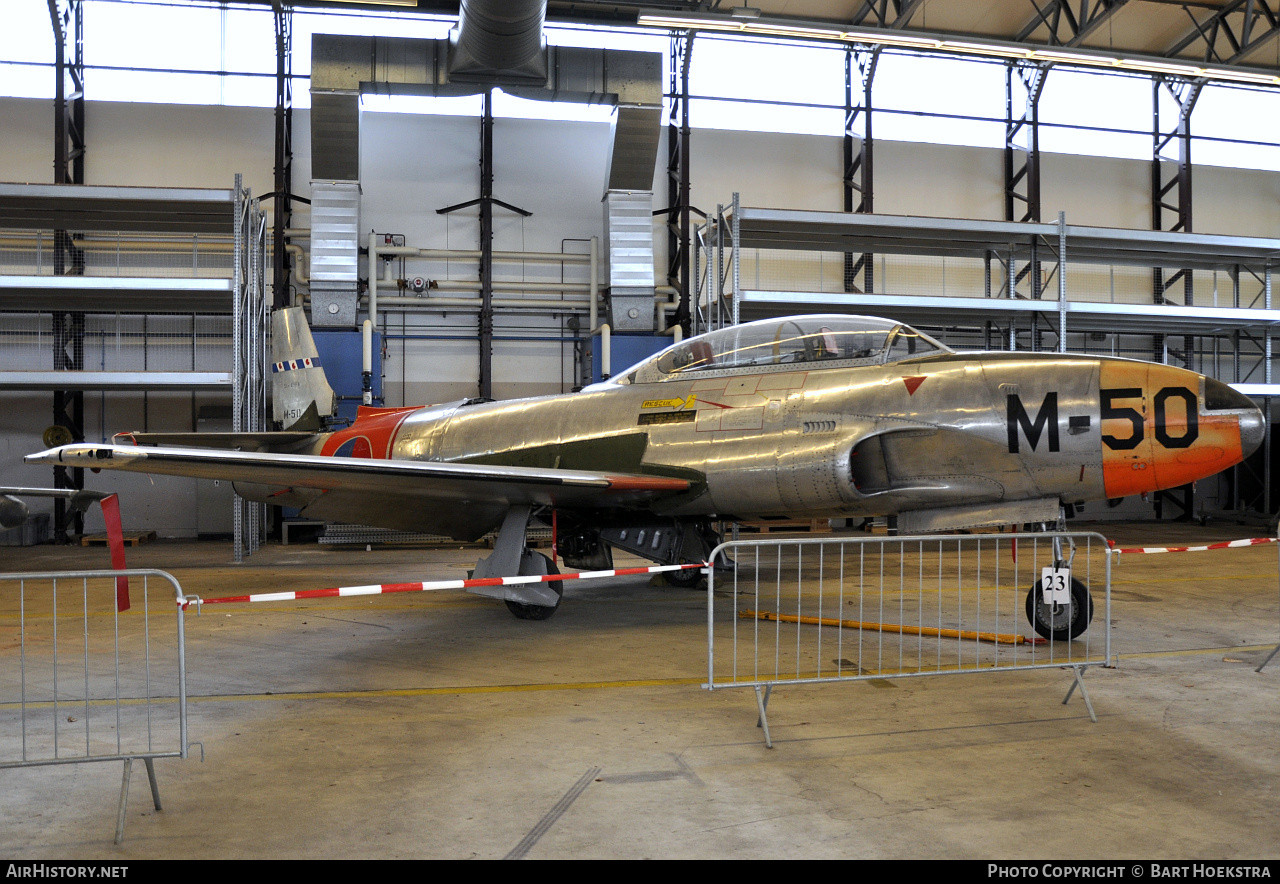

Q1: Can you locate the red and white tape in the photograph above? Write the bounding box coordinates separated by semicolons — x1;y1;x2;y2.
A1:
184;562;705;609
1109;537;1279;555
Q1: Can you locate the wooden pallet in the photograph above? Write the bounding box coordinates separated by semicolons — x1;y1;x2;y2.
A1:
80;530;157;547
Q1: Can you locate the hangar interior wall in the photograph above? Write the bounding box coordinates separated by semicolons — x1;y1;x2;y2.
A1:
2;95;1277;536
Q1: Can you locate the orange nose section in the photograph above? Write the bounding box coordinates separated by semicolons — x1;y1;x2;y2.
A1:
1100;362;1245;498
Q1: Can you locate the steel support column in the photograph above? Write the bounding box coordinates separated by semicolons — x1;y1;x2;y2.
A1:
271;1;293;310
666;30;695;335
48;0;85;543
1151;76;1202;324
437;91;531;400
479;91;495;399
843;45;879;295
1150;76;1204;520
1004;60;1049;308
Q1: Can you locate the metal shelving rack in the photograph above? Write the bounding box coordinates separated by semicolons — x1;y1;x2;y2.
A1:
699;194;1280;519
0;176;268;554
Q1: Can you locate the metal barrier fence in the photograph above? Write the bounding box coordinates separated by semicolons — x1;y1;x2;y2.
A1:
706;532;1112;747
0;569;194;843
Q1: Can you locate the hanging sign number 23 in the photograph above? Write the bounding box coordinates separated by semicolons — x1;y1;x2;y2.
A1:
1040;566;1072;605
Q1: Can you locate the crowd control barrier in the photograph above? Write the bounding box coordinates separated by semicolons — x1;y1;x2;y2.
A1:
0;568;195;843
705;532;1112;747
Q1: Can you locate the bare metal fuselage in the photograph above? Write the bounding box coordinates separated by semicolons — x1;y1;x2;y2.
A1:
284;349;1257;537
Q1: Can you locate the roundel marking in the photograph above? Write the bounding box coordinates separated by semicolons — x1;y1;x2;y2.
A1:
334;436;373;458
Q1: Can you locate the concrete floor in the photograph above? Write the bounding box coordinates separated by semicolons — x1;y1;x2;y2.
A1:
1;519;1278;860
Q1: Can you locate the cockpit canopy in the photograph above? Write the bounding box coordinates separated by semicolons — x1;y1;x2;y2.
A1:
621;316;951;383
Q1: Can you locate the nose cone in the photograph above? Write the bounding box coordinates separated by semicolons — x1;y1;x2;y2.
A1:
1238;404;1265;459
1205;378;1265;459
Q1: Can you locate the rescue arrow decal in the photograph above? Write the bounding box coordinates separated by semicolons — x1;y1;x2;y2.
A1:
903;376;926;395
641;394;697;410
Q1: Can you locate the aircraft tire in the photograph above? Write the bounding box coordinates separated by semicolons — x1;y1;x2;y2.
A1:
505;551;564;621
663;564;704;589
1025;576;1093;642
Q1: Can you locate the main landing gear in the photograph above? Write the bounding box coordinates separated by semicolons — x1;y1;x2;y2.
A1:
1022;514;1095;642
470;506;563;620
504;550;563;621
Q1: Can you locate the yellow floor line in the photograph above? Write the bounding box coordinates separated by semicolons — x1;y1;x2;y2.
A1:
1116;643;1274;660
742;608;1028;645
3;645;1273;712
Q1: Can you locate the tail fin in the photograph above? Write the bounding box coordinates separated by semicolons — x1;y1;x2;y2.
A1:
271;306;337;431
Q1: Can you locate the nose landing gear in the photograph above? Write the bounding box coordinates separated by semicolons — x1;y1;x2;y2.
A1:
1025;575;1093;642
1023;517;1095;642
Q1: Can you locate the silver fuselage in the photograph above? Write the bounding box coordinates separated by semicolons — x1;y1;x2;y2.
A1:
305;349;1257;529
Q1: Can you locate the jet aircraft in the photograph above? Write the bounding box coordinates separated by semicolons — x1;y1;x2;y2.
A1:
0;486;110;530
27;310;1264;640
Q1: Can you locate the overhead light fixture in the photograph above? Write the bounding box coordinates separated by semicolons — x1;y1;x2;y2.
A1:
846;32;942;50
325;0;420;6
637;14;748;33
1120;58;1205;76
940;40;1033;59
1202;68;1280;85
1029;50;1119;66
637;11;842;39
635;8;1280;88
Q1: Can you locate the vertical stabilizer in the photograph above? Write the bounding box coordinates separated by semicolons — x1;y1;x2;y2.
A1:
271;307;338;431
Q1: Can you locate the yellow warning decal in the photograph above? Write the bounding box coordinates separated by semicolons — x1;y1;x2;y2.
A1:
641;394;697;410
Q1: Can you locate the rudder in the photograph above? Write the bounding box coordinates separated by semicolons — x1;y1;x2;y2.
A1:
271;306;338;431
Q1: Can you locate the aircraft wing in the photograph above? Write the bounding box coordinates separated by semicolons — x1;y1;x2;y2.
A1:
26;443;693;540
0;486;84;499
113;431;320;452
0;486;115;530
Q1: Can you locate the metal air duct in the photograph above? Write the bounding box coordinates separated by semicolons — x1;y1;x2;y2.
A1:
308;15;664;331
449;0;548;84
308;181;361;327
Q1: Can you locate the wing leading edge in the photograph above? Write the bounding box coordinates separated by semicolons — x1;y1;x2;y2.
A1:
26;444;692;540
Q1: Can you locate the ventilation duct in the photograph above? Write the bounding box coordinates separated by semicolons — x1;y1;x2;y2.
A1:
308;181;361;327
450;0;548;84
603;191;656;332
310;34;661;194
309;11;663;331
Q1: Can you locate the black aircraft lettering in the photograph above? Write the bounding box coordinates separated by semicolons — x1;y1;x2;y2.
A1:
1101;388;1144;451
1007;392;1060;454
1154;387;1199;448
1101;386;1199;451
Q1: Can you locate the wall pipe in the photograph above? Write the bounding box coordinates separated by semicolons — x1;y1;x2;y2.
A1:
432;280;592;293
376;246;591;263
590;235;599;333
374;296;589;309
366;295;681;313
369;236;603;333
362;319;373;405
301;293;680;316
369;230;380;331
285;243;308;284
591;322;611;379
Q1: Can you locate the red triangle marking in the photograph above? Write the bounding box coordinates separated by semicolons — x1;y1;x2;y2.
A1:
903;376;927;395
